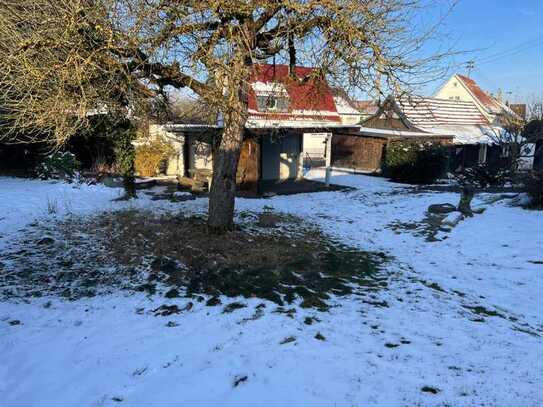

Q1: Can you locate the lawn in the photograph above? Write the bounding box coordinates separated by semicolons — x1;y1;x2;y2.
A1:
1;169;542;406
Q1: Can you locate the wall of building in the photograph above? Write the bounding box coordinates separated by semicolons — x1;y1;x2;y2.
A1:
188;138;213;172
261;134;302;181
331;135;386;172
434;76;495;123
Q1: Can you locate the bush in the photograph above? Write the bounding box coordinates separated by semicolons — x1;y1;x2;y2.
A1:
35;151;81;181
383;141;449;184
134;139;174;177
67;115;136;174
524;171;543;207
455;162;513;189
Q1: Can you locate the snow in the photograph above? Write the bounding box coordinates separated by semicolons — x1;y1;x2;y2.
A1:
441;211;463;227
421;124;494;145
1;172;543;406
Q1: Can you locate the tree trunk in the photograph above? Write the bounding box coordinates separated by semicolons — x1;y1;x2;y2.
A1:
458;185;475;217
207;114;246;232
123;174;137;199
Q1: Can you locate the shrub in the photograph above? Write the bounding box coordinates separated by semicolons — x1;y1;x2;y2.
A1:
524;171;543;207
68;115;137;175
455;162;513;189
35;151;81;180
383;141;449;184
134;139;174;177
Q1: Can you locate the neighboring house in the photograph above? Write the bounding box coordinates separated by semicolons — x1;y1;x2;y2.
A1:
331;95;512;173
354;100;380;121
394;96;507;170
434;74;520;125
332;89;363;125
331;97;453;173
150;64;357;193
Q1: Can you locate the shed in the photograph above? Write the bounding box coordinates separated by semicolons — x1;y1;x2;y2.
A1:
332;127;452;173
157;123;357;193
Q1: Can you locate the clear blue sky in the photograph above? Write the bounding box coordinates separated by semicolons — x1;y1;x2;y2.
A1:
430;0;543;102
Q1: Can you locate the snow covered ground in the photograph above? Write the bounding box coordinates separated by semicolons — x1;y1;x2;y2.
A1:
1;171;543;406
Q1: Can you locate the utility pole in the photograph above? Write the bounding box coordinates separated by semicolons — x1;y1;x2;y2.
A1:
466;60;475;78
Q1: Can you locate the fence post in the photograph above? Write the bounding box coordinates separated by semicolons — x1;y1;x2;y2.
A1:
325;133;332;186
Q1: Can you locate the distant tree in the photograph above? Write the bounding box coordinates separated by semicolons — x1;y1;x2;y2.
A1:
0;0;456;232
169;98;218;125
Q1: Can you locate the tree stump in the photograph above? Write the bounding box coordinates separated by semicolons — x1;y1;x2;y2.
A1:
458;185;475;217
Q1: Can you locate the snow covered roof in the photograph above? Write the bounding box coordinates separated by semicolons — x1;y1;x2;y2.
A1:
247;64;341;124
423;124;495;145
393;97;500;144
360;96;500;145
397;97;489;127
161;122;358;133
334;96;361;116
358;126;453;140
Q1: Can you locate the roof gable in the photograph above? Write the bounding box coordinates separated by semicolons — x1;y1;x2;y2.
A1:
455;75;504;114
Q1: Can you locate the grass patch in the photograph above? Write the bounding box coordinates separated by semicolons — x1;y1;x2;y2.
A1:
94;210;389;309
0;210;389;310
388;213;449;242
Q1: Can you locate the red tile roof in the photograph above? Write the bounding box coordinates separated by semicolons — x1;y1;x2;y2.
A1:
248;64;340;122
456;75;504;114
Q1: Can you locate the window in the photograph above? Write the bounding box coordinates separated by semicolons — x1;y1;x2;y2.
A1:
256;95;289;112
266;97;277;110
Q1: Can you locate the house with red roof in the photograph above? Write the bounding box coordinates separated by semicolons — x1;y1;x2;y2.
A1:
434;74;520;125
150;64;358;193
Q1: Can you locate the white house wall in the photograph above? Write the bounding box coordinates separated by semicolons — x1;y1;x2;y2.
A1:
434;76;496;124
333;96;362;125
148;124;185;176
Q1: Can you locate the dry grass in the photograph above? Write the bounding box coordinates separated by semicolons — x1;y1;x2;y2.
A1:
88;210;389;308
1;210;389;309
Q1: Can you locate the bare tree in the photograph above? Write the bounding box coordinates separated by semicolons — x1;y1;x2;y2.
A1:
0;0;456;232
484;116;533;173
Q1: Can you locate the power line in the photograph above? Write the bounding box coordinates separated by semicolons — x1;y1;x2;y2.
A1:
474;34;543;65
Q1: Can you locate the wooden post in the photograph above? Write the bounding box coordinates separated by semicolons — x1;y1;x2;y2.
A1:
325;133;332;186
297;133;304;179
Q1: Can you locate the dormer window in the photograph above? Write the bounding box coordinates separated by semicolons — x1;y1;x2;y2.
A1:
252;81;289;113
256;95;289;112
266;96;278;110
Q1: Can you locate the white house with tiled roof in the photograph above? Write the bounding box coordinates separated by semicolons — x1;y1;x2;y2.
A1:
395;96;494;145
434;74;519;125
